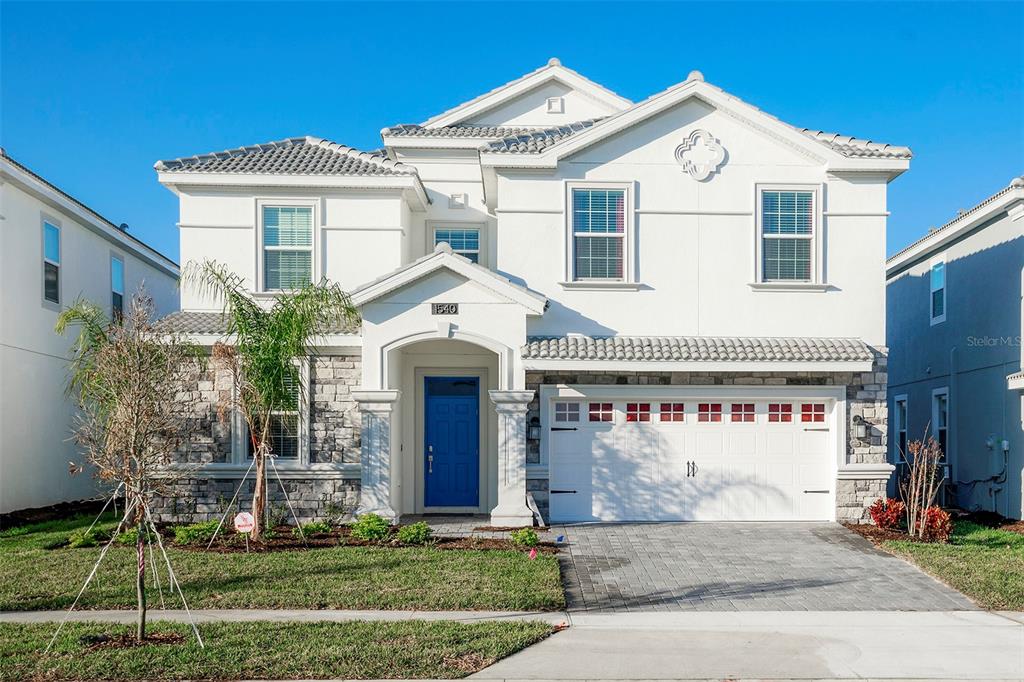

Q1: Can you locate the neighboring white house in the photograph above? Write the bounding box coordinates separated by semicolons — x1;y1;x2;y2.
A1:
154;60;910;526
0;149;180;514
887;177;1023;519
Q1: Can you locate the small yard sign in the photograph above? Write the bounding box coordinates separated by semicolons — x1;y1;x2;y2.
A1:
233;511;255;533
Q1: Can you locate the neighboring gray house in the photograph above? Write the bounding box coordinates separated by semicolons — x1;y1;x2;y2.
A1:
887;177;1023;519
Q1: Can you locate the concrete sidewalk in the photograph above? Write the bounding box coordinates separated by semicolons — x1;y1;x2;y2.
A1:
474;610;1024;680
0;608;569;625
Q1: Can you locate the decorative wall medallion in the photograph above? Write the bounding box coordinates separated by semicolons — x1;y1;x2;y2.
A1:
674;129;726;181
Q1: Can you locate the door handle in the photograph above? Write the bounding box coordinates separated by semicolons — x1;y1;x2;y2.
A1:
428;454;433;474
692;461;698;476
550;489;577;494
803;489;830;494
686;461;692;477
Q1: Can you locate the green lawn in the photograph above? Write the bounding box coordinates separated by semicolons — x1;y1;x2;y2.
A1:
0;620;554;680
0;515;564;612
885;521;1024;609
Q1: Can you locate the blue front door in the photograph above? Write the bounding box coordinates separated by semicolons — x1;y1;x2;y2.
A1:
424;377;480;507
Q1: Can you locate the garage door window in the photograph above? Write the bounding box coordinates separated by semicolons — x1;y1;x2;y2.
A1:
554;402;580;422
731;403;755;423
768;403;793;422
588;403;613;422
801;403;826;423
626;403;651;422
660;403;685;422
698;403;722;422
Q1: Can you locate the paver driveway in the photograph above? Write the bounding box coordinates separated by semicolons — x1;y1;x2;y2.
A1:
556;522;975;612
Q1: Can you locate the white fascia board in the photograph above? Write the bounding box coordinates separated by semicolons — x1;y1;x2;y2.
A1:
3;160;180;277
540;384;847;400
382;137;490;150
158;172;430;212
351;252;547;314
180;332;362;347
887;192;1024;277
522;359;874;373
423;65;631;128
482;82;879;172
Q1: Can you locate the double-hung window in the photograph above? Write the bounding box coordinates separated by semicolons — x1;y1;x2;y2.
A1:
930;257;946;324
571;187;626;281
932;388;948;458
759;188;816;282
434;228;480;263
894;396;908;462
248;370;301;460
262;205;313;291
42;221;61;305
110;255;125;321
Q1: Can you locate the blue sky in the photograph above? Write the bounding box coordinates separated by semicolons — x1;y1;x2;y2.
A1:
3;1;1022;262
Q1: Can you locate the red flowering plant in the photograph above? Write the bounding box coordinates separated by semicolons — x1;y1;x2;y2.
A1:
868;498;905;530
919;506;953;543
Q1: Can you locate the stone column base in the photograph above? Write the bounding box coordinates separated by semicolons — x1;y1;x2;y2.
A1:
490;504;534;528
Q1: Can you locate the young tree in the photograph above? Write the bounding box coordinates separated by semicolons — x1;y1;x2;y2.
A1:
57;292;199;641
899;432;946;539
184;260;359;541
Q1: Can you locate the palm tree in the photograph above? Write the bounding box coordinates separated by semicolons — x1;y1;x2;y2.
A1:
184;260;360;540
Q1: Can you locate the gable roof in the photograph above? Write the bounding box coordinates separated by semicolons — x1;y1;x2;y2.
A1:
1;148;179;275
155;310;359;335
480;71;911;171
155;136;417;176
485;119;605;153
887;176;1024;276
350;242;547;314
420;58;632;128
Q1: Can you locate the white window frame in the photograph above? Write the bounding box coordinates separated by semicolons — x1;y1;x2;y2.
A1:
564;181;634;284
430;221;485;266
893;395;908;463
110;253;125;320
232;357;310;466
931;386;949;462
256;199;318;294
754;184;824;285
930;255;947;325
41;216;62;308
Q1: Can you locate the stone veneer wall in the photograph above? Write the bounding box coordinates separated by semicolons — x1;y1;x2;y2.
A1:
152;353;363;523
524;348;888;523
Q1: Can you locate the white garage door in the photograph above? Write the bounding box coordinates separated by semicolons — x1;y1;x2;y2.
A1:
548;399;834;522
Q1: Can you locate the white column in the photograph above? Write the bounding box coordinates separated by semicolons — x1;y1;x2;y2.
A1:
488;389;535;527
352;390;400;521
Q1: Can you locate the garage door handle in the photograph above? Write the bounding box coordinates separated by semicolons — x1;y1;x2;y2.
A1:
551;427;578;432
803;427;829;432
803;490;830;494
550;489;577;494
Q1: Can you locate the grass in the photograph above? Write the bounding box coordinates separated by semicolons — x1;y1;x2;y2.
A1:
0;620;554;680
884;521;1024;609
0;515;564;612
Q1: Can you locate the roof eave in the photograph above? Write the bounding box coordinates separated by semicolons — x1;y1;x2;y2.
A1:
157;171;431;211
522;358;874;372
2;156;180;276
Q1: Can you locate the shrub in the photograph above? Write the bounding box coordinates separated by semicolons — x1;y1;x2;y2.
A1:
68;528;110;548
397;521;433;545
510;527;539;547
350;513;391;541
115;527;157;546
172;520;220;546
919;506;953;542
293;521;333;538
868;497;906;530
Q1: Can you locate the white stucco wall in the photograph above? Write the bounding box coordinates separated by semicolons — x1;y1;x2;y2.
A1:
0;174;179;513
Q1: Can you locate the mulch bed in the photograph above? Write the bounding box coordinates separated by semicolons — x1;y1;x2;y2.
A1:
959;510;1024;535
168;525;559;555
1;499;109;530
81;632;185;651
843;523;940;544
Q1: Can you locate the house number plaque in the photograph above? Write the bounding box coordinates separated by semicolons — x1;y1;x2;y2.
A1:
431;302;459;315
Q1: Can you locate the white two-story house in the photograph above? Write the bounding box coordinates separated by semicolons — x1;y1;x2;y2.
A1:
887;178;1023;519
1;149;179;514
154;60;909;525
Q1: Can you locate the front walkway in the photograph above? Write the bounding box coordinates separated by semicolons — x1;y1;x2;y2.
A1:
557;522;975;612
